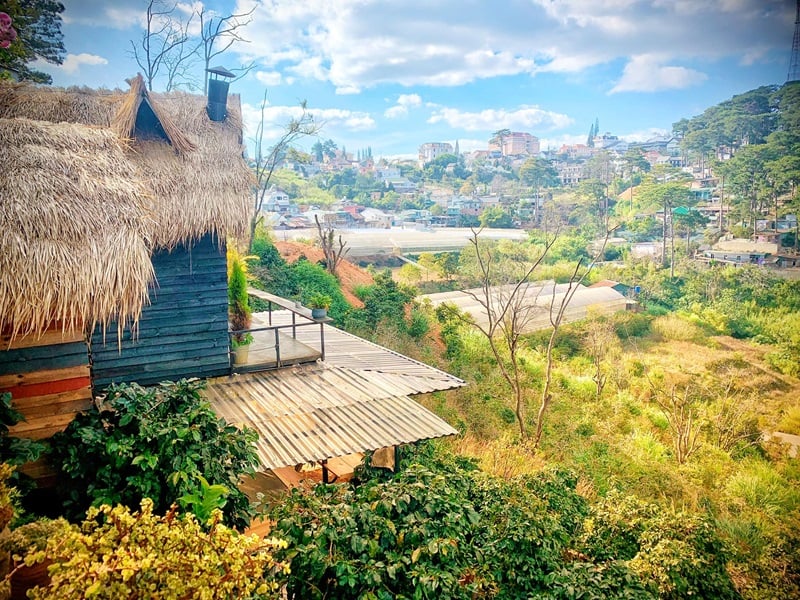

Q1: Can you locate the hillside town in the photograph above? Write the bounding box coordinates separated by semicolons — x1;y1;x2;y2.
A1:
259;124;798;271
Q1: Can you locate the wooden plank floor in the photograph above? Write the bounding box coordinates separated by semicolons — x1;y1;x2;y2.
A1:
233;329;321;372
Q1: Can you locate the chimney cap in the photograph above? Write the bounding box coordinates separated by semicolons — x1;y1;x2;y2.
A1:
207;66;236;79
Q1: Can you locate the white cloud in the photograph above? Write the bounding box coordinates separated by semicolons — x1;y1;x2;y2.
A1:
620;128;670;143
62;0;142;29
427;105;573;132
255;71;283;86
610;55;707;93
384;93;422;118
240;101;375;147
41;53;109;75
229;0;787;91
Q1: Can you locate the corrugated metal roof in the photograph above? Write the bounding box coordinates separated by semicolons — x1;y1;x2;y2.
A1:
206;364;459;470
423;283;628;333
252;311;465;390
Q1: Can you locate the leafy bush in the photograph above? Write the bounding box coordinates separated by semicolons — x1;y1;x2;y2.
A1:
582;493;740;599
612;312;652;339
0;392;46;495
628;514;739;600
268;457;645;600
50;379;259;528
29;500;287;600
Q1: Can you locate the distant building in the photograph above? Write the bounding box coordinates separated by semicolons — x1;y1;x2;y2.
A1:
488;131;540;156
418;142;454;167
592;133;628;154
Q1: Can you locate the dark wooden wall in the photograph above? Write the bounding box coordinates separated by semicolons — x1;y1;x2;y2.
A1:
0;328;92;442
91;234;231;389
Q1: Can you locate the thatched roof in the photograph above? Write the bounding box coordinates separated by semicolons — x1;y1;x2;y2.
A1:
0;76;252;338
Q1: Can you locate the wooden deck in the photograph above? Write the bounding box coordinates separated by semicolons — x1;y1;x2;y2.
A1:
232;328;321;372
232;288;332;372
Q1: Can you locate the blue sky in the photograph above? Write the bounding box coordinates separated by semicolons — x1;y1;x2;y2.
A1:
39;0;794;159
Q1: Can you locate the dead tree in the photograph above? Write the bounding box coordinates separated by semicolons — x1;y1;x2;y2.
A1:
249;93;320;252
130;0;193;91
582;316;618;400
533;228;614;448
650;383;702;464
196;6;256;94
315;214;349;276
460;228;557;439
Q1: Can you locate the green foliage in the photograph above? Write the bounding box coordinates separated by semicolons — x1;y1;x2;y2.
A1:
0;392;45;497
50;379;259;529
29;499;287;599
307;291;332;309
345;270;415;334
268;459;638;600
479;205;514;228
177;475;229;524
0;516;73;560
0;0;66;83
583;493;739;599
228;250;252;342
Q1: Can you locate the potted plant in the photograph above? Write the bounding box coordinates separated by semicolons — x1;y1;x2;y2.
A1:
308;293;331;320
0;518;72;599
228;250;253;366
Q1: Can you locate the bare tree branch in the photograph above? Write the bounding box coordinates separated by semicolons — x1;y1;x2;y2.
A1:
315;215;350;277
249;92;321;251
533;223;618;447
129;0;194;92
197;5;256;94
458;228;558;438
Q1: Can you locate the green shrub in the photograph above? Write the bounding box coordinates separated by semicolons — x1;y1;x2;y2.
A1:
50;380;259;529
268;461;591;599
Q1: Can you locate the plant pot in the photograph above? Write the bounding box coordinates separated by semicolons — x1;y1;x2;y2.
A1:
233;345;250;366
10;559;51;599
311;308;327;320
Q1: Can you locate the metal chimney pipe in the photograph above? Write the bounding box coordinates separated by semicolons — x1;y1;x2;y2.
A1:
206;66;236;122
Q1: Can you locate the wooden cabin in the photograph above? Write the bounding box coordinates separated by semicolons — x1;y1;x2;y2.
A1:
0;77;462;485
0;75;251;440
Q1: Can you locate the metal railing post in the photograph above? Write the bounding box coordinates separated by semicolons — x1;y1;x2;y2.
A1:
274;328;281;367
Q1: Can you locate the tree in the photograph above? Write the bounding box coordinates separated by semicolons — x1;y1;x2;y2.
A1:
519;157;558;203
647;380;701;465
0;0;65;83
314;214;349;277
581;316;619;399
196;5;256;95
636;176;691;274
672;208;707;256
534;231;612;448
491;128;511;153
459;230;556;438
249;92;320;252
479;206;513;228
130;0;193;92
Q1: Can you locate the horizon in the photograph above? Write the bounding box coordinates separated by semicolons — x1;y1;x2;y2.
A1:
37;0;796;159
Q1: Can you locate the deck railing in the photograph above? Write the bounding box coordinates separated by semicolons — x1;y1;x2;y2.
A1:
228;289;332;373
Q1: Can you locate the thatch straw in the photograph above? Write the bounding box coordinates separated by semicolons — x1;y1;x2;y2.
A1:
0;118;154;339
111;74;196;155
0;77;252;338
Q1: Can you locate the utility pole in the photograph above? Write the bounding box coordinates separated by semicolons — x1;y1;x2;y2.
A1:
789;0;800;82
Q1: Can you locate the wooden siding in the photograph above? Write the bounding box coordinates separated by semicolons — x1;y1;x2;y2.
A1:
90;234;231;389
0;330;92;440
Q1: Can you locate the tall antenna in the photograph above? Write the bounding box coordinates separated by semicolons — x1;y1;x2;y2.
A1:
789;0;800;82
